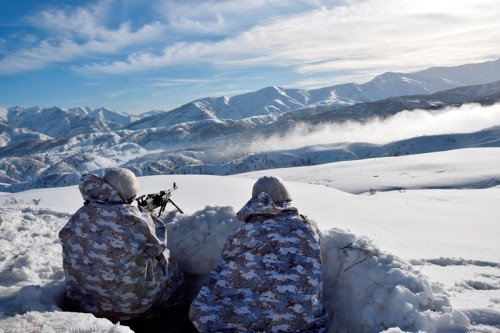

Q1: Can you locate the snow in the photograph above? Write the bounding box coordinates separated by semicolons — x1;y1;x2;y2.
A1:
0;148;499;332
320;228;471;333
0;311;133;333
0;108;6;121
165;205;240;275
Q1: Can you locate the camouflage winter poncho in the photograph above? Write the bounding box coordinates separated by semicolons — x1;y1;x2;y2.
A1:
59;173;183;320
189;192;326;332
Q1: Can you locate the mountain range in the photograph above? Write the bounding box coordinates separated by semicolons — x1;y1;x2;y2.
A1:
1;58;500;192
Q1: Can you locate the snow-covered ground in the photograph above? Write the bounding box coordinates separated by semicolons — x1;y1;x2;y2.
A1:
0;148;499;332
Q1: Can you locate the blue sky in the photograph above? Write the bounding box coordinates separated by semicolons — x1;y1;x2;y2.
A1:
0;0;499;115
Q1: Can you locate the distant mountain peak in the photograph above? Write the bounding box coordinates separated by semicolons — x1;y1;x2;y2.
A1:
416;58;500;86
372;71;404;81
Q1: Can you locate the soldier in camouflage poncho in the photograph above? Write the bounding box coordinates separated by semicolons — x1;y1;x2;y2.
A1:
59;168;183;320
189;176;326;332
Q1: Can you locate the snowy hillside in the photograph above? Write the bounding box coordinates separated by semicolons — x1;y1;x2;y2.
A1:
0;147;498;332
240;147;500;194
0;127;52;149
6;106;138;138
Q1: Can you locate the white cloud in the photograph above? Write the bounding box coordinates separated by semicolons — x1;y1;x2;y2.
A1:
0;0;345;76
0;0;167;75
0;22;165;74
1;0;498;86
260;103;500;151
155;0;343;36
203;103;500;164
29;3;106;39
75;0;499;83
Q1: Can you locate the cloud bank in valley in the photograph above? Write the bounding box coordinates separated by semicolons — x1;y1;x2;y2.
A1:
258;103;500;151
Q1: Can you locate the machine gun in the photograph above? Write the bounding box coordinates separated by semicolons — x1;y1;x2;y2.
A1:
136;182;184;216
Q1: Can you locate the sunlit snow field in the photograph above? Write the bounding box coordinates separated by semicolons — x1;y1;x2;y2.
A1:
0;148;499;332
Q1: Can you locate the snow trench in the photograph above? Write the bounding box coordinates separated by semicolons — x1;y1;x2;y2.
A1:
165;206;471;333
0;205;473;332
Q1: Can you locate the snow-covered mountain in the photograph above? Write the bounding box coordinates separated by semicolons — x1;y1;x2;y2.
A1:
2;59;500;192
5;106;138;139
309;80;500;124
93;80;500;156
129;73;463;130
3;59;500;138
4;78;500;159
0;127;52;150
128;59;500;130
416;58;500;86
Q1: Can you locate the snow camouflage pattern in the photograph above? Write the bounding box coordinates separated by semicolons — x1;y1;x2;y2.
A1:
189;192;327;332
59;173;183;320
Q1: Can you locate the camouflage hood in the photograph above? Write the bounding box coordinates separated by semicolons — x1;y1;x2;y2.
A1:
236;192;299;222
79;173;125;205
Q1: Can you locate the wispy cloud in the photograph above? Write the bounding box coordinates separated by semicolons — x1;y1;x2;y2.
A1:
0;22;161;75
1;0;329;75
73;0;500;84
156;0;341;36
0;0;166;74
28;1;110;39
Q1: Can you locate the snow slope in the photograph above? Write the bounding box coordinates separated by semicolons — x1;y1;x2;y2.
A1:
0;148;499;332
240;147;500;194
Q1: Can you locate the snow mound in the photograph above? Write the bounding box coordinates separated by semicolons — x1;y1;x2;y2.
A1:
0;206;133;332
164;206;240;274
320;228;470;333
163;206;471;332
0;284;65;319
0;310;133;333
